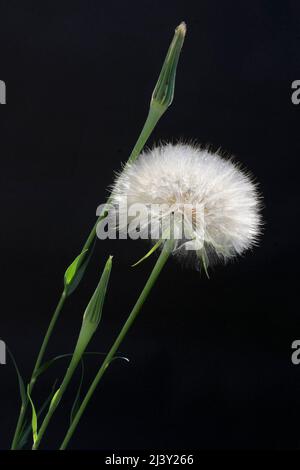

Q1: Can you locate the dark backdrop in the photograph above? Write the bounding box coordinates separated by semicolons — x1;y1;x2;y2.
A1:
0;0;299;451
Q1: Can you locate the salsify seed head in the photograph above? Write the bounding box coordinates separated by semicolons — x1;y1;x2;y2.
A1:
110;143;262;269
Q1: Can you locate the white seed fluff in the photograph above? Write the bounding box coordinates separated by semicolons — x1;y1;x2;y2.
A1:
110;143;262;267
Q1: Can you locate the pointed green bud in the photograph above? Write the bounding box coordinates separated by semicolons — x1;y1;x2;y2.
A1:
151;21;186;113
63;244;98;296
127;22;187;165
83;255;113;326
64;250;88;294
75;256;113;355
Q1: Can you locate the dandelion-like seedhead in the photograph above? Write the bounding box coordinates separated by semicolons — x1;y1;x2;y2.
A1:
110;143;262;269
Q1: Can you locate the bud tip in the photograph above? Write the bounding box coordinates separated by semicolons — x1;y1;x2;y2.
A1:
176;21;187;36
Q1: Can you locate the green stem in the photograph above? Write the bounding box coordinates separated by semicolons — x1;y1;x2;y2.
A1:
29;291;67;391
11;291;67;450
10;103;162;451
32;348;82;450
31;107;163;450
32;255;113;450
10;404;26;451
59;239;173;450
83;104;163;251
127;104;163;165
11;22;185;449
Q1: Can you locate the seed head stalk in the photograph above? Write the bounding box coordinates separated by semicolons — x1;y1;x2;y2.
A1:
60;239;174;450
11;21;186;450
32;256;112;450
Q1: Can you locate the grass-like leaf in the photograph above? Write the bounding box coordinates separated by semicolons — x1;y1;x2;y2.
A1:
27;385;38;445
16;381;58;449
131;240;163;267
33;351;129;382
7;348;27;408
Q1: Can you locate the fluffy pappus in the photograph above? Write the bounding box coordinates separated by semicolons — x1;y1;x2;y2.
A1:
110;143;262;269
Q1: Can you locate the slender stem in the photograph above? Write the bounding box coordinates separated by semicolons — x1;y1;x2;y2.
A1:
10;404;27;451
127;104;162;165
60;239;173;450
11;291;67;450
45;107;162;450
10;104;162;451
32;350;82;450
11;22;185;449
82;104;163;252
32;254;113;450
29;291;67;391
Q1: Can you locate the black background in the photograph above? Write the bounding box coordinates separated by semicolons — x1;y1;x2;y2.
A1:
0;0;299;451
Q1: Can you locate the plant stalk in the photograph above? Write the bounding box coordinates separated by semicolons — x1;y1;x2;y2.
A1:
59;239;173;450
11;291;67;450
32;255;113;450
83;103;163;248
10;90;162;452
11;21;185;449
32;350;82;450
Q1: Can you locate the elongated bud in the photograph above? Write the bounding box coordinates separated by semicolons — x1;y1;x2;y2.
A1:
64;247;94;296
127;22;187;165
30;256;113;450
75;256;113;355
151;21;186;113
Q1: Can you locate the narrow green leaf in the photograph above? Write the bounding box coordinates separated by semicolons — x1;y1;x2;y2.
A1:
69;353;130;426
7;348;27;407
27;385;38;445
131;240;163;267
33;350;128;382
16;381;58;449
32;353;74;380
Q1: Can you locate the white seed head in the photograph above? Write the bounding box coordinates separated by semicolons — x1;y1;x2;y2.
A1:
110;143;262;269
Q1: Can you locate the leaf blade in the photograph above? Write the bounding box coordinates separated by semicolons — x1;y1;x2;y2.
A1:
131;240;163;267
7;348;27;407
16;380;58;449
26;385;38;445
